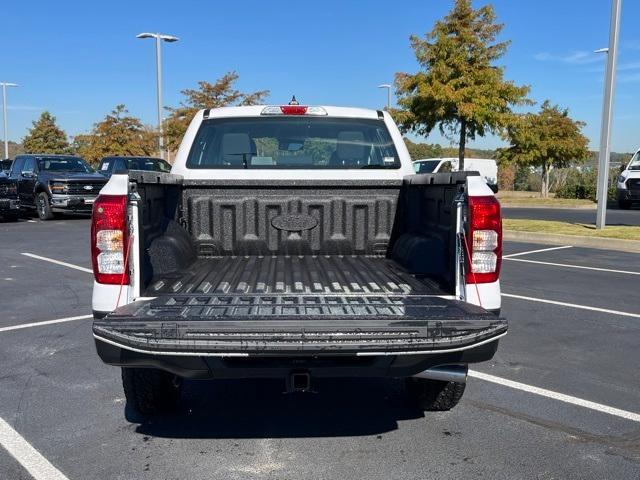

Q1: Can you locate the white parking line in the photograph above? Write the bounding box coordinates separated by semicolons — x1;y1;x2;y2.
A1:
504;257;640;276
0;315;93;333
0;417;69;480
469;370;640;423
21;253;92;274
503;245;573;258
502;292;640;318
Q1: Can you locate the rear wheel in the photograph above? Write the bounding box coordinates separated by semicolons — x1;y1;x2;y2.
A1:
121;368;182;421
618;200;632;210
406;377;466;411
36;192;55;220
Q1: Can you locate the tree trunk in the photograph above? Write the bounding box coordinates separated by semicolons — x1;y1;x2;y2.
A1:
458;118;466;171
541;161;550;198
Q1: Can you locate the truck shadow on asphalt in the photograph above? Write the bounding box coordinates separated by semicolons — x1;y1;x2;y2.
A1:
135;377;425;439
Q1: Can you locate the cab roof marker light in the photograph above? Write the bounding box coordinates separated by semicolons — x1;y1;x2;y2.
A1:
306;106;328;116
260;106;283;115
260;106;328;116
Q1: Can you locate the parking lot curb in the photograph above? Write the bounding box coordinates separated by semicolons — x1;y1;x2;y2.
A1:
504;230;640;253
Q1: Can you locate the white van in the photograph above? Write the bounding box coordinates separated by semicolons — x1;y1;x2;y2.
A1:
414;157;498;192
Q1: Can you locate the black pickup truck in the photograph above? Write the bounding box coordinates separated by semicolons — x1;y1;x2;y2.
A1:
10;154;106;220
0;172;20;221
97;156;171;178
1;159;13;175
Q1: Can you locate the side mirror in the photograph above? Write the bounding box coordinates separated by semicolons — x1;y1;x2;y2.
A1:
619;164;627;173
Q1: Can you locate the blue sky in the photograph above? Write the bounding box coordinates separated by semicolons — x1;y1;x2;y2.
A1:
2;0;639;153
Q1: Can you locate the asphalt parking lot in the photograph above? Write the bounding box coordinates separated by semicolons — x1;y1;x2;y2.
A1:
1;216;639;479
503;206;640;226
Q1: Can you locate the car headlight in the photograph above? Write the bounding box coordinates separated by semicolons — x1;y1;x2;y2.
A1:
50;182;68;193
617;175;626;185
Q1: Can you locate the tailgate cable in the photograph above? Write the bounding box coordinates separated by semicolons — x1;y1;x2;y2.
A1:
115;233;134;308
461;231;483;309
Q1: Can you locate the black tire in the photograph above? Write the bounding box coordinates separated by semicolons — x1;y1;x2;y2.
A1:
618;200;632;210
121;368;182;421
406;377;466;411
36;192;55;220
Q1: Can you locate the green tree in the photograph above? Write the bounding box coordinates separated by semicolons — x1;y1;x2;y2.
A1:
73;105;157;166
498;101;590;197
403;138;443;161
165;71;269;151
22;111;70;154
393;0;530;169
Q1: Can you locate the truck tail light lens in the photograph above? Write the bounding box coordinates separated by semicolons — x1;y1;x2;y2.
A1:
91;195;129;285
466;195;502;284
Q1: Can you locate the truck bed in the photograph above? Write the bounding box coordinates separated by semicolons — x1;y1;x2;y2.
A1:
93;174;506;360
146;255;447;299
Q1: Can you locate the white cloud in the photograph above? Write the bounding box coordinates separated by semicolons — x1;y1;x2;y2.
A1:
6;106;80;114
533;51;604;65
7;105;43;111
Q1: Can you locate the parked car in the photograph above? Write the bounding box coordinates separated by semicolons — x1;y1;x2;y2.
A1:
1;159;13;175
616;148;640;209
0;171;20;221
414;157;498;192
97;156;171;178
91;105;506;421
9;154;107;220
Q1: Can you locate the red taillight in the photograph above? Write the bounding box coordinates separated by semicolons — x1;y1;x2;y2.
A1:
279;105;308;115
466;195;502;284
91;195;129;285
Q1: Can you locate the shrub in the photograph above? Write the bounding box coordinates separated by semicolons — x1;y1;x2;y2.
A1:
554;168;618;201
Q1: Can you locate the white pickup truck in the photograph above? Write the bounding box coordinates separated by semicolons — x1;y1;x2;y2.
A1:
413;157;499;192
90;104;506;421
616;148;640;209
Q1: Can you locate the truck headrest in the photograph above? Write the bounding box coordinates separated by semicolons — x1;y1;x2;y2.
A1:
336;131;366;161
221;133;253;166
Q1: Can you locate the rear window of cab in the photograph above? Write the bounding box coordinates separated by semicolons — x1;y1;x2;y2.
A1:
186;117;400;169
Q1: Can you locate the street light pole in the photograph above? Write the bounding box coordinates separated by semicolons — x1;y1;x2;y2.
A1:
1;82;18;159
155;35;164;159
378;84;391;111
595;0;622;229
137;32;179;160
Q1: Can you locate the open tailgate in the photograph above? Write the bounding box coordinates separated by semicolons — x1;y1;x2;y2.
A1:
93;294;507;356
